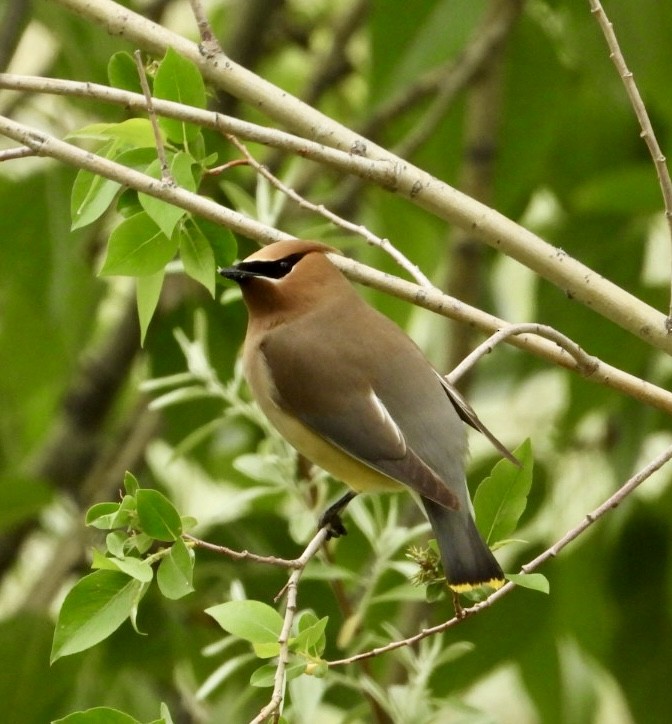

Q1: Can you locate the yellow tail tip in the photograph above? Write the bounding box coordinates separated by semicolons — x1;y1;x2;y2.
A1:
449;577;506;594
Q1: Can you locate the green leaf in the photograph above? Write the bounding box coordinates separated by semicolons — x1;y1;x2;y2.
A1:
100;211;178;277
252;641;281;659
90;548;120;572
179;222;216;295
105;531;128;558
136;268;165;345
292;614;328;656
137;152;196;239
250;659;305;688
127;533;154;556
157;538;195;600
154;48;206;144
71;167;121;230
145;702;175;724
51;570;143;662
52;706;142;723
123;471;140;496
129;580;150;634
473;438;534;545
506;572;550;594
108;51;143;94
206;600;283;645
69;119;157;148
191;217;236;268
170;151;198;191
90;548;153;583
86;496;135;530
138;160;186;239
136;488;182;541
114;146;159;171
250;663;277;688
86;502;121;529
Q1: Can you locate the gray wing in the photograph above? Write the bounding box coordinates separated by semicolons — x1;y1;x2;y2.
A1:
438;374;520;466
260;306;467;511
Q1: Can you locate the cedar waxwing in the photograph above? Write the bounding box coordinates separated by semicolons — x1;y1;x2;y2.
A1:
220;240;513;591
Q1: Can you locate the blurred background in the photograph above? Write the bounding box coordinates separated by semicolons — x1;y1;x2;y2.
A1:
1;1;671;722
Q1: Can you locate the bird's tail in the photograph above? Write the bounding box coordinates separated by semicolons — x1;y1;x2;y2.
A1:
421;497;505;592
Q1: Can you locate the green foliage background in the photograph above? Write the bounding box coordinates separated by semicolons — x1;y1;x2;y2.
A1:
1;0;672;722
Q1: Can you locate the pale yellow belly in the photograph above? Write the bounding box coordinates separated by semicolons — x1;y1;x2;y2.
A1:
264;399;403;492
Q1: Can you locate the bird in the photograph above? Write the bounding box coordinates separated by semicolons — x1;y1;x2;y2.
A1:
219;239;515;592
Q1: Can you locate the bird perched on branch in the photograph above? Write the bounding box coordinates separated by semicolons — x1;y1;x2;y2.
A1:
220;239;515;592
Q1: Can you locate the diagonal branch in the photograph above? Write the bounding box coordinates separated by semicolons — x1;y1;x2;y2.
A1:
250;527;330;724
1;112;671;415
40;0;672;354
588;0;672;328
328;442;672;667
224;133;433;287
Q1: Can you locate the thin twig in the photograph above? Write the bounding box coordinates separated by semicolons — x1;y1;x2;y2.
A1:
0;144;34;161
33;0;672;351
1;116;671;412
447;323;599;384
133;49;172;183
188;0;222;56
328;442;672;667
588;0;672;329
226;133;433;287
208;158;251;174
184;534;302;569
250;527;330;724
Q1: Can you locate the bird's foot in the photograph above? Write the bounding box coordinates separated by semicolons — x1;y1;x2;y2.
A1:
318;491;357;540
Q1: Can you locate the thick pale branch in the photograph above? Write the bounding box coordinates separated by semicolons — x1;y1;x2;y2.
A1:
0;113;291;244
41;0;672;354
2;112;670;415
333;255;672;416
225;133;433;287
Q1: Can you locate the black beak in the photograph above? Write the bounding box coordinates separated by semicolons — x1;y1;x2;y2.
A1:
218;263;262;282
218;265;245;282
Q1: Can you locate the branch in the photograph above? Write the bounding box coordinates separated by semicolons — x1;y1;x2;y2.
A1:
0;112;292;244
333;254;672;416
250;527;330;724
1;111;670;416
225;133;433;287
588;0;672;328
185;534;303;570
37;0;672;353
328;442;672;667
133;49;172;183
447;323;599;384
